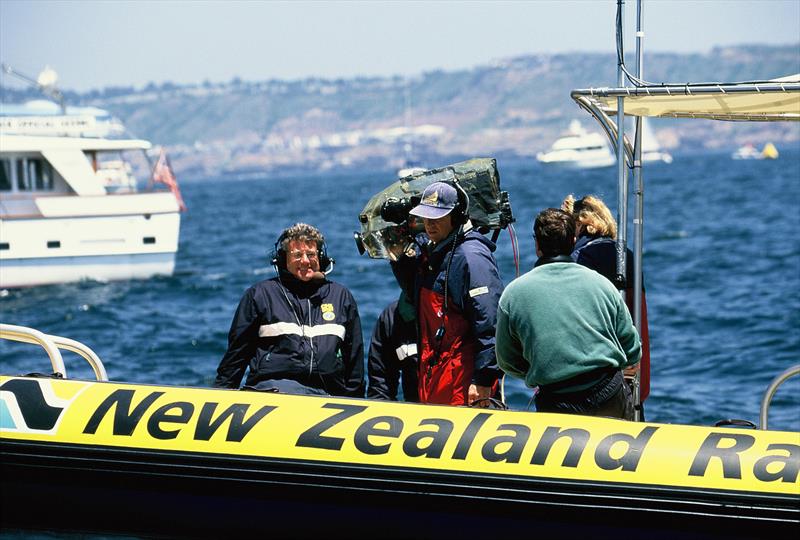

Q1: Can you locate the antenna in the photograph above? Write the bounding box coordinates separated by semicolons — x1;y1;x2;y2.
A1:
2;63;66;113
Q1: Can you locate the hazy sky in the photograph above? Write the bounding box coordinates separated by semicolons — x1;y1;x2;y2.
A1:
1;0;798;92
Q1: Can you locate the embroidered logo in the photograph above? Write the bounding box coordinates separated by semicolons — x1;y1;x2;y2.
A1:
321;303;336;321
469;286;489;297
422;190;439;206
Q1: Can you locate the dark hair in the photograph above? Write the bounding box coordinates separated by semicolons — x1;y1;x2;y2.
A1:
534;208;575;257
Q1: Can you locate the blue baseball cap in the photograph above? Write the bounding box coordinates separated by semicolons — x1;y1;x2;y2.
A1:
409;182;458;220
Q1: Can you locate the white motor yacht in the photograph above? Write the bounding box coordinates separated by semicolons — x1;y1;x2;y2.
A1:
0;100;184;288
536;120;615;168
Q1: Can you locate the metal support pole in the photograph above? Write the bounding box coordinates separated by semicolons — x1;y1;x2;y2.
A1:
615;0;628;294
631;0;645;421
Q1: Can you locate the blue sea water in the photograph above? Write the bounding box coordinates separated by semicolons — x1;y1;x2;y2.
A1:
1;151;799;431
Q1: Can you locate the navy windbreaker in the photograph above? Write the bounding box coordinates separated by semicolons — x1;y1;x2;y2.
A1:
392;225;502;405
572;233;650;400
214;274;365;397
367;299;419;402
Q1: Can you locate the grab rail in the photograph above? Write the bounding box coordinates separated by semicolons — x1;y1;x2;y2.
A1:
759;364;800;430
0;323;108;381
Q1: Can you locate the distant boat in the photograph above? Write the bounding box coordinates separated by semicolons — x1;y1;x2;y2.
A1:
732;143;761;160
761;142;779;159
397;164;426;179
536;120;615;169
0;66;184;288
731;142;778;160
396;80;427;178
640;118;673;164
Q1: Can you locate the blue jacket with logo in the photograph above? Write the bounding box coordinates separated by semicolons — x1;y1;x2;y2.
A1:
214;273;365;397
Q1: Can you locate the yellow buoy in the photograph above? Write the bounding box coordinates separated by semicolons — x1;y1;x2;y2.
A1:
761;142;779;159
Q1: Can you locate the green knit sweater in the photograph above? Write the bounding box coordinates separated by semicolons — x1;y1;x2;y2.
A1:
496;261;641;389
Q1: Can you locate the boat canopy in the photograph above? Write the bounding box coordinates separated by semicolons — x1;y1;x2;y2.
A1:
571;75;800;122
570;71;800;422
569;76;800;165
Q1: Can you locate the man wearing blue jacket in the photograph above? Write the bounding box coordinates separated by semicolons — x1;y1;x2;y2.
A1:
391;181;503;407
215;223;365;397
367;292;419;402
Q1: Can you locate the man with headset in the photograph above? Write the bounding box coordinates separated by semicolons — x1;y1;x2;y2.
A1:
391;181;503;407
214;223;365;397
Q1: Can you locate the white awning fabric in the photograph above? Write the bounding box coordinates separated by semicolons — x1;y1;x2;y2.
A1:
572;75;800;122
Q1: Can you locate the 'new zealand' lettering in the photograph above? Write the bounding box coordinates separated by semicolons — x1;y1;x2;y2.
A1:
294;406;663;474
83;389;275;442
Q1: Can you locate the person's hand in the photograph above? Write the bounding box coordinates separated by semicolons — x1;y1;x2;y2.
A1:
386;238;415;261
468;384;492;407
386;241;407;261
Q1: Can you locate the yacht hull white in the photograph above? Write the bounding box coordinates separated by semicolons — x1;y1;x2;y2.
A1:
0;198;180;288
1;252;176;288
536;150;615;168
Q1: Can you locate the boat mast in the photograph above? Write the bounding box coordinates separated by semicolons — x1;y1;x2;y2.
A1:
1;63;67;114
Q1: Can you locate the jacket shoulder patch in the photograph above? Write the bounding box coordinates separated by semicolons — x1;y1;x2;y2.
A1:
469;286;489;297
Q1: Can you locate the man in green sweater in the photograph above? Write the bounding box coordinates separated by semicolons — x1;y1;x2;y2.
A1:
495;208;641;419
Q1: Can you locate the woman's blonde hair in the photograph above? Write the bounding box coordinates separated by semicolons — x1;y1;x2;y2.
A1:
562;194;617;239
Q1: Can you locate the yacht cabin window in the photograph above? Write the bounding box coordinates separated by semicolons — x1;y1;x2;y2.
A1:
13;157;54;191
0;159;11;191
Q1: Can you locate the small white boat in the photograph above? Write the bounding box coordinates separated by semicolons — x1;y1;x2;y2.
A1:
732;142;780;160
396;140;425;177
732;143;763;160
396;82;426;178
536;120;615;169
0;100;184;288
397;164;426;179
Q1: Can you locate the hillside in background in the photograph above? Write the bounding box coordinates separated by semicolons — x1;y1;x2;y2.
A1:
3;45;799;179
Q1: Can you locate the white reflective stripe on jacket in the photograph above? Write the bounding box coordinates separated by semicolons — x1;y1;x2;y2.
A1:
395;343;418;361
259;321;346;340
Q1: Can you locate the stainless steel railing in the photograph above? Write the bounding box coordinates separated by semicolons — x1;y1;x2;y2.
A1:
0;323;108;381
759;364;800;430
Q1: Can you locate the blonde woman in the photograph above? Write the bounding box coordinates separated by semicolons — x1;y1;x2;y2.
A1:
562;194;619;279
562;194;651;415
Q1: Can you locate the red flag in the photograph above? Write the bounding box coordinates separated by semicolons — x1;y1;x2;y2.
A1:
152;148;187;211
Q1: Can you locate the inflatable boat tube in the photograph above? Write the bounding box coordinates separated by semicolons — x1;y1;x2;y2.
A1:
1;375;797;538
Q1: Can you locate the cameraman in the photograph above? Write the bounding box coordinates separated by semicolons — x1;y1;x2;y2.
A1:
390;181;503;407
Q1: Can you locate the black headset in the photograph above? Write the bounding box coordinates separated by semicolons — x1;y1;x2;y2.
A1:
443;179;470;225
271;227;333;273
